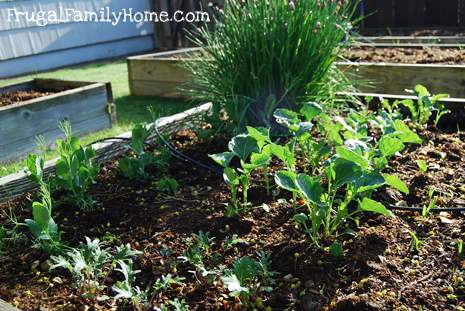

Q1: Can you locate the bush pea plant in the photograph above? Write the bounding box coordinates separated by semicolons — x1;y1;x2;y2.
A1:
54;122;100;210
118;123;170;180
185;0;359;132
25;154;63;255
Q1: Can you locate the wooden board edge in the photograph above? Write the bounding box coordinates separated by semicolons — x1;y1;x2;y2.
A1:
127;47;201;61
0;103;213;202
340;91;465;108
0;298;21;311
0;82;106;113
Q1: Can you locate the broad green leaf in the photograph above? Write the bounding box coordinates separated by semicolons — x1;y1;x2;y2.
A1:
26;154;44;184
223;167;239;186
273;109;299;126
330;158;362;188
379;136;405;157
250;152;270;166
319;114;343;145
269;144;295;168
383;174;409;194
336;146;369;169
296;174;322;205
246;127;270;150
358;198;394;217
55;160;69;179
355;172;385;193
300;102;322;121
393;120;422;144
274;171;298;192
209;152;235;168
25;220;42;238
293;213;308;224
32;202;50;229
228;134;259;162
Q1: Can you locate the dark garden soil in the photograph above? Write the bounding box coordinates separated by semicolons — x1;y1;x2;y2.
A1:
0;90;56;107
0;128;465;310
342;47;465;64
358;28;465;37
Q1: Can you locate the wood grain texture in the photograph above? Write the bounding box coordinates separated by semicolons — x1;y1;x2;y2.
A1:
354;36;465;48
127;48;198;97
0;103;212;203
0;299;20;311
336;62;465;98
0;79;115;164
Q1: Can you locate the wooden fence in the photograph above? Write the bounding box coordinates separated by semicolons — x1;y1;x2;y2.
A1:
152;0;224;50
151;0;465;50
360;0;465;29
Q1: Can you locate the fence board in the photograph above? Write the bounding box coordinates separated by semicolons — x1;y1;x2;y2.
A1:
358;0;465;29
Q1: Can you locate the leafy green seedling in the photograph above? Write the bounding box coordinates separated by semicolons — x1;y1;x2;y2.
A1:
54;121;100;210
422;187;438;218
119;124;170;180
417;159;428;174
409;230;422;253
457;239;463;257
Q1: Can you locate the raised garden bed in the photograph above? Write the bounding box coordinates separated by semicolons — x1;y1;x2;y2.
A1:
0;103;211;203
0;79;116;164
127;48;197;98
353;36;465;48
128;47;465;100
0;100;465;310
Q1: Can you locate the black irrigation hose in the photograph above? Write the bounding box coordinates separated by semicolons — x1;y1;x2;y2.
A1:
152;119;223;175
84;127;465;213
387;204;465;213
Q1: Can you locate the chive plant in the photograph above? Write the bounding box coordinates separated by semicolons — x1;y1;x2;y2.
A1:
185;0;359;133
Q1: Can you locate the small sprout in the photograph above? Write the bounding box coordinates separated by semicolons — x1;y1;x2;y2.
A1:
416;160;428;174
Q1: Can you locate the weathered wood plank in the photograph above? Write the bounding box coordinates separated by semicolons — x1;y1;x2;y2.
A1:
0;103;212;203
128;48;198;97
0;81;35;93
128;58;191;83
354;36;465;46
336;62;465;99
0;298;20;311
0;79;115;164
130;80;190;98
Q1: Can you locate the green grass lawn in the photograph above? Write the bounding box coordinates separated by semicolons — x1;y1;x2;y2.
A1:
0;59;195;177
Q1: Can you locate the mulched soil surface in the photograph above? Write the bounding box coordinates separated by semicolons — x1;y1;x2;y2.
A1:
358;28;465;37
342;47;465;64
0;128;465;310
0;90;56;107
